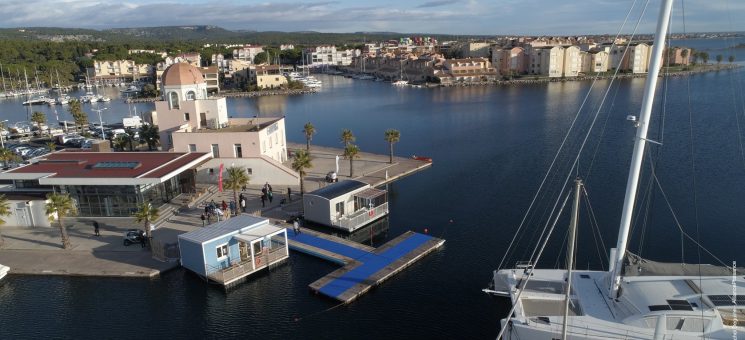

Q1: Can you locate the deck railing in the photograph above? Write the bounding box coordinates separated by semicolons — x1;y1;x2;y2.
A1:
205;246;289;284
334;202;388;231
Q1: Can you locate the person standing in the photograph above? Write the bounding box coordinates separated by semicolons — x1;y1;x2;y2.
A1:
293;219;300;235
200;213;206;227
260;193;266;207
229;201;235;216
268;189;273;204
221;200;228;212
240;198;246;212
93;221;100;236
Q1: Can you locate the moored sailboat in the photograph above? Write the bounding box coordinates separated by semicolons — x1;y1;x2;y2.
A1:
485;1;745;339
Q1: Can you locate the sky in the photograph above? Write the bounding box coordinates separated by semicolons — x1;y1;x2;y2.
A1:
0;0;744;35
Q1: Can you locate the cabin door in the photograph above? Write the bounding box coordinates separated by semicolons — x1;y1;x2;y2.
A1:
239;242;249;262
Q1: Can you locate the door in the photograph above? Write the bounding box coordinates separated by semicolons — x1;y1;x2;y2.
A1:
15;208;31;227
239;242;248;262
252;241;263;267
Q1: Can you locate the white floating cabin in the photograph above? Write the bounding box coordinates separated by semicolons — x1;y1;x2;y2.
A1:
177;215;288;288
302;179;388;232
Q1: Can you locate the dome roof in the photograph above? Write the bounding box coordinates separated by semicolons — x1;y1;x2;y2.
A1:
162;63;205;86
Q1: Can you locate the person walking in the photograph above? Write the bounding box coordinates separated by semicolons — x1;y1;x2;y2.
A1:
93;221;100;236
229;201;236;216
221;200;228;212
293;219;300;235
268;189;273;204
200;213;206;227
240;198;246;213
260;193;266;207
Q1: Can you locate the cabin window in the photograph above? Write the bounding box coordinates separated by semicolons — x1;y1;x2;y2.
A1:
216;244;228;259
188;144;196;152
335;201;345;217
169;92;180;109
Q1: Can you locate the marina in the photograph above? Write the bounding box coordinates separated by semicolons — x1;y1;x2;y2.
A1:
287;227;444;303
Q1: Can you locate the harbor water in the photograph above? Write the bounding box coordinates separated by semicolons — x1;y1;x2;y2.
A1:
2;40;745;339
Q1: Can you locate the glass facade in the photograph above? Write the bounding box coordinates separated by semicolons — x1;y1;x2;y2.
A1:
60;172;196;217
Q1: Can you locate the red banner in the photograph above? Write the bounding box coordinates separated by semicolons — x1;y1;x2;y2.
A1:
218;163;224;192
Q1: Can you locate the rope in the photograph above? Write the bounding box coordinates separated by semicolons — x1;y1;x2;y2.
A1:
293;301;347;322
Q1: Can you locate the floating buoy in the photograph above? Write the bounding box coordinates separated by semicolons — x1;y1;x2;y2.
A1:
424;228;429;234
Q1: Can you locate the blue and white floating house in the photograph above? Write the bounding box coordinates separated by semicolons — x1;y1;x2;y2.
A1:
178;215;288;287
302;179;388;232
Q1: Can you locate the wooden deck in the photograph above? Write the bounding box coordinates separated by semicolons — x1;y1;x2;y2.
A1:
287;228;444;304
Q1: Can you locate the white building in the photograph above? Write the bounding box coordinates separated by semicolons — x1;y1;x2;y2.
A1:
302;46;358;67
563;45;582;77
233;45;265;62
302;180;388;232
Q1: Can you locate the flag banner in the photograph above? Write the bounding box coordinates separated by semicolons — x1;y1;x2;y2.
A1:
218;163;224;192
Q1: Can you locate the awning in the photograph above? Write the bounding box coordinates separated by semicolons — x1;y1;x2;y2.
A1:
354;188;386;200
233;224;285;243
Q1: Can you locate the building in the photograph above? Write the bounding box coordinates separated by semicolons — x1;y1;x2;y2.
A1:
200;66;220;93
178;215;288;287
279;44;295;51
0;151;210;218
665;47;691;66
492;47;527;76
302;180;388;232
154;63;298;186
247;64;288;89
302;46;357;68
154;62;229;150
563;45;582;77
233;45;265;62
529;46;565;77
87;60;153;85
582;50;610;73
435;58;498;84
0;191;52;227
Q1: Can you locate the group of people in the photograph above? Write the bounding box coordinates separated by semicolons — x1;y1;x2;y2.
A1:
201;199;233;226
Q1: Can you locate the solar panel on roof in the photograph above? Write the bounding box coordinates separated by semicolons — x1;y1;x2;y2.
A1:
92;162;141;169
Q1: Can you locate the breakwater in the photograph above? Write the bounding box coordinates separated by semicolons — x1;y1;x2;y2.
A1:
124;88;318;103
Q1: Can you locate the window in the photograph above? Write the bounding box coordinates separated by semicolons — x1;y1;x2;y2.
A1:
335;201;345;217
216;244;228;259
211;144;220;158
186;91;196;100
184;112;190;121
209;168;214;175
246;168;252;175
262;141;266;153
234;144;242;158
188;144;196;152
169;92;179;109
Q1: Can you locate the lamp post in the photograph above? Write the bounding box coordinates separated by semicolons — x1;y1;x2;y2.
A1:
92;107;107;140
0;119;8;149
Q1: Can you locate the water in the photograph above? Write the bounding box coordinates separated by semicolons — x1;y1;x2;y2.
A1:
2;46;745;338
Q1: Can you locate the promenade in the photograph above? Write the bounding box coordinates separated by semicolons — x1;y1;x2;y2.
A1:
0;143;431;279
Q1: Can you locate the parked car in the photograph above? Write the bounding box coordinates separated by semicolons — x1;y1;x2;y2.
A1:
123;229;146;246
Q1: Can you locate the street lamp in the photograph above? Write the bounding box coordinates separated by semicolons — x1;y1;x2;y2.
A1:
92;107;107;140
0;119;8;149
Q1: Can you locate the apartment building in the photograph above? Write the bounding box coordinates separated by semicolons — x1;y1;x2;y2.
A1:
232;45;265;62
248;64;287;89
87;60;153;85
582;50;610;73
492;47;527;76
436;57;498;84
302;45;357;67
200;66;220;93
563;46;582;77
529;46;565;77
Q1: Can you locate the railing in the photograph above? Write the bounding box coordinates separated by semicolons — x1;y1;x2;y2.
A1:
205;246;289;284
334;202;388;231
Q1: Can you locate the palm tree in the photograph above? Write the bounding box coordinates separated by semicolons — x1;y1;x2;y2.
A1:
303;122;316;151
139;125;160;151
223;167;249;215
291;149;312;195
384;129;400;164
67;99;87;133
46;141;56;152
113;135;128;151
340;129;355;147
729;55;736;64
0;194;10;247
0;147;20;168
31;111;47;137
343;144;360;177
716;54;723;65
45;193;77;250
133;202;159;248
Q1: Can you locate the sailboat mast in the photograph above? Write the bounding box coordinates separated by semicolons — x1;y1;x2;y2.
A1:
0;63;6;93
609;0;674;299
562;178;582;339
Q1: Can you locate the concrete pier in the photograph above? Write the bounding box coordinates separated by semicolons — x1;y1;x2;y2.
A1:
286;142;432;189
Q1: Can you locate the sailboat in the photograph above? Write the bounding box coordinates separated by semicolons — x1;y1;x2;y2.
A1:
485;1;745;339
392;59;408;86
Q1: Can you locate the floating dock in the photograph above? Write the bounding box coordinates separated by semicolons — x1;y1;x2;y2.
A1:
287;228;444;303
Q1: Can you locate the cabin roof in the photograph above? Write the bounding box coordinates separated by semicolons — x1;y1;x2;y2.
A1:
178;215;268;244
308;180;368;199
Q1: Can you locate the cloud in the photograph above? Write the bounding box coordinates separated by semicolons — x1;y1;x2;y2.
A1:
416;0;459;8
0;0;742;35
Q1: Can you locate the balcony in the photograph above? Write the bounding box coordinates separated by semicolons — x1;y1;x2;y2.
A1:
334;202;388;232
205;246;288;285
